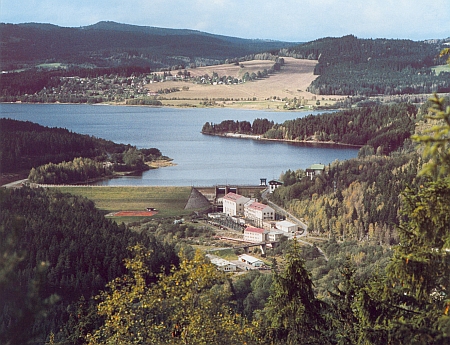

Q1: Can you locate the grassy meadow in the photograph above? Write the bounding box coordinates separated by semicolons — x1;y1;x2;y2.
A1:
55;186;192;221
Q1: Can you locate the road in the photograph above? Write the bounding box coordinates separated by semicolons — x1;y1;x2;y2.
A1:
262;188;328;261
2;179;28;188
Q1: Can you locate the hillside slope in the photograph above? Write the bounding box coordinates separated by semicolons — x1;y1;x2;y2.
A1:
0;21;297;70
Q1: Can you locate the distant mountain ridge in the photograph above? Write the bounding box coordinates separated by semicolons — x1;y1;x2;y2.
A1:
0;21;299;70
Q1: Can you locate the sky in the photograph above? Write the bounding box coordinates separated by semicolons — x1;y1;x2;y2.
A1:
1;0;449;42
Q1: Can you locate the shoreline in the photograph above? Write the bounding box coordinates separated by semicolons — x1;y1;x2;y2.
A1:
1;100;337;112
1;158;176;188
204;132;362;148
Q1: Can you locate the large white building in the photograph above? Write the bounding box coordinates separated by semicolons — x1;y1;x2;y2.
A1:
238;254;264;267
206;255;237;272
276;220;298;233
222;192;250;216
244;200;275;225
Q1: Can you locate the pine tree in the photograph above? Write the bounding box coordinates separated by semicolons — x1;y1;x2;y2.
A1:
256;239;330;345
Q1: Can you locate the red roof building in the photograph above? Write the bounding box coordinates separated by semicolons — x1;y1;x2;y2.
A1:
244;226;268;242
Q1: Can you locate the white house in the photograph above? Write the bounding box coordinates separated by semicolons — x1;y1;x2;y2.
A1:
244;200;275;225
276;220;298;233
306;164;325;180
269;179;283;193
208;257;237;272
244;226;268;243
223;192;250;216
238;254;264;267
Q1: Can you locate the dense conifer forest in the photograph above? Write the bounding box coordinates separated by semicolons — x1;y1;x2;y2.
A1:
280;35;450;95
0;187;179;344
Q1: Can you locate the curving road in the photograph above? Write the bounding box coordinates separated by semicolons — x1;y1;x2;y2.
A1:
262;188;328;261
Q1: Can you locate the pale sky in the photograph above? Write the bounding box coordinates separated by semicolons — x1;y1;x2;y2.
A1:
1;0;449;42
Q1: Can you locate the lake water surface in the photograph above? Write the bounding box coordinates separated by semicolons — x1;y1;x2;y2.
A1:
0;103;359;186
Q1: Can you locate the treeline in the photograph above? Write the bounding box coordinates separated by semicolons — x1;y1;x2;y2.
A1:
202;118;274;135
0;187;179;344
28;157;112;184
203;103;417;154
268;103;417;153
278;35;450;95
125;98;162;106
26;147;163;184
0;119;165;183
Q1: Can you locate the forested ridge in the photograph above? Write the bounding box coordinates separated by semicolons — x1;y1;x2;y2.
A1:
202;103;418;154
0;21;295;71
272;153;424;244
280;35;450;95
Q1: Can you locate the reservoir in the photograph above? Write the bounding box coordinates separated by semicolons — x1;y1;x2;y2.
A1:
0;103;359;186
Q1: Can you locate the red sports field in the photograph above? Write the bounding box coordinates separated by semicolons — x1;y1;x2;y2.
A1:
112;210;158;217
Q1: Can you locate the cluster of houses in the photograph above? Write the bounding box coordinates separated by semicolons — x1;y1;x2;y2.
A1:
215;191;300;243
206;165;326;272
219;190;302;234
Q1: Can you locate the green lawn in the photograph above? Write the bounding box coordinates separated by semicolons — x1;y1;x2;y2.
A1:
56;186;192;219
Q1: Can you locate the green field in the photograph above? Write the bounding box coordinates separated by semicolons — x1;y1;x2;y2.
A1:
55;186;192;219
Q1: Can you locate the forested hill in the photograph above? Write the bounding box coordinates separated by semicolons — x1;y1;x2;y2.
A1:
279;35;450;95
0;187;179;344
0;21;297;70
0;118;163;175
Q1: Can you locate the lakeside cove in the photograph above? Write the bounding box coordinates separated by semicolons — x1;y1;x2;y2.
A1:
0;103;359;186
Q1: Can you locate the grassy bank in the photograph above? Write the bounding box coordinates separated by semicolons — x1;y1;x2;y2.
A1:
55;186;192;220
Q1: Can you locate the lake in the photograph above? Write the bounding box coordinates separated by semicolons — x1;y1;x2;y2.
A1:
0;103;359;186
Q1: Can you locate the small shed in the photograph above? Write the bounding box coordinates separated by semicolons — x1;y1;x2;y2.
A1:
306;164;325;180
268;180;283;193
